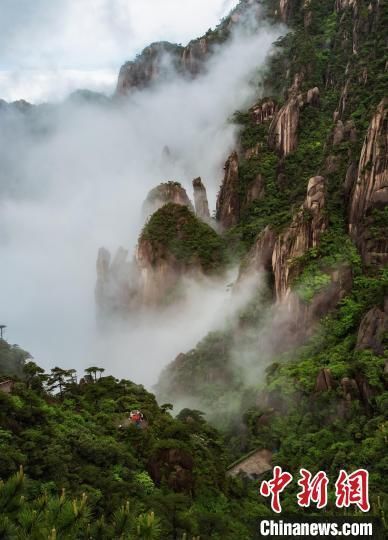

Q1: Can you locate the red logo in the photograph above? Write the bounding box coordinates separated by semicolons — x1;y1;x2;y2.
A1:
297;468;329;509
259;468;370;513
259;466;293;513
335;469;370;512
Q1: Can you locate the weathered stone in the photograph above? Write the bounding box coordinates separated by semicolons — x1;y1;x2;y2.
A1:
333;120;345;145
340;377;360;400
216;151;240;229
268;97;300;156
181;37;209;75
116;42;184;94
237;226;276;286
244;144;262;159
315;368;335;392
142;182;193;219
278;0;297;22
272;176;327;301
306;86;320;106
0;380;14;394
344;161;358;197
356;304;388;355
325;154;342;174
192;177;211;222
348;99;388;266
355;373;374;408
251;98;278;124
244;174;265;207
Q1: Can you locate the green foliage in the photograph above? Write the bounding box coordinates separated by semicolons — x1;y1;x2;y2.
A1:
0;363;264;538
0;340;31;379
142;203;228;273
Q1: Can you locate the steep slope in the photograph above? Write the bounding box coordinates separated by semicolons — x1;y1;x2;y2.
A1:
156;0;388;515
116;0;263;95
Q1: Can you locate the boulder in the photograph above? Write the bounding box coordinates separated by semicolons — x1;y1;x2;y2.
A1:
268;96;300;156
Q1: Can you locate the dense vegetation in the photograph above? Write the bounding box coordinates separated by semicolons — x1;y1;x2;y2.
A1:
0;348;276;539
141;203;228;273
159;0;388;525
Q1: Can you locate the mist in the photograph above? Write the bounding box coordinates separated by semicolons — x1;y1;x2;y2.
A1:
0;17;282;387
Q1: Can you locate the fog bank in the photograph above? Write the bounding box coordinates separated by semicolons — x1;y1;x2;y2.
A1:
0;18;282;386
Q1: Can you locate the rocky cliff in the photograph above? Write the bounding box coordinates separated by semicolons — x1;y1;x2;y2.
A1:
116;42;184;95
216;152;240;229
348;99;388;266
192;177;211;223
115;0;254;95
272;176;328;302
142;182;193;219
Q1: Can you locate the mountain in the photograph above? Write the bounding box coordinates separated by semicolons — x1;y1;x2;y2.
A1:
121;0;387;517
0;0;387;537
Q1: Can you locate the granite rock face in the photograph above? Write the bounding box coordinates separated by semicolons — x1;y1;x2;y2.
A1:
142;182;193;219
356;302;388;355
216;151;240;229
192;177;211;222
272;176;328;302
348;99;388;266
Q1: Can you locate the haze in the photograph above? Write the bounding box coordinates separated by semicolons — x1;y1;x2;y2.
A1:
0;3;283;386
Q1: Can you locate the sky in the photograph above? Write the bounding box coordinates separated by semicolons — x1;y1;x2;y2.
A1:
0;0;238;102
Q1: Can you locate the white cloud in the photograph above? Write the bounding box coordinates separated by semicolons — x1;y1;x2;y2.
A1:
0;17;282;385
0;69;117;103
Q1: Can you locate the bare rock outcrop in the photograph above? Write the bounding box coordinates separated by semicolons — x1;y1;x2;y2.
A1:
348;99;388;266
268;86;320;156
115;1;251;95
270;177;352;342
142;182;193;219
116;42;184;94
332;119;357;145
315;368;335;393
181;37;210;75
251;98;278;124
272;176;327;301
306;86;320;107
238;227;276;285
244;174;265;208
192;177;211;222
277;0;297;22
268;96;301;157
356;302;388;355
216;151;240;229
